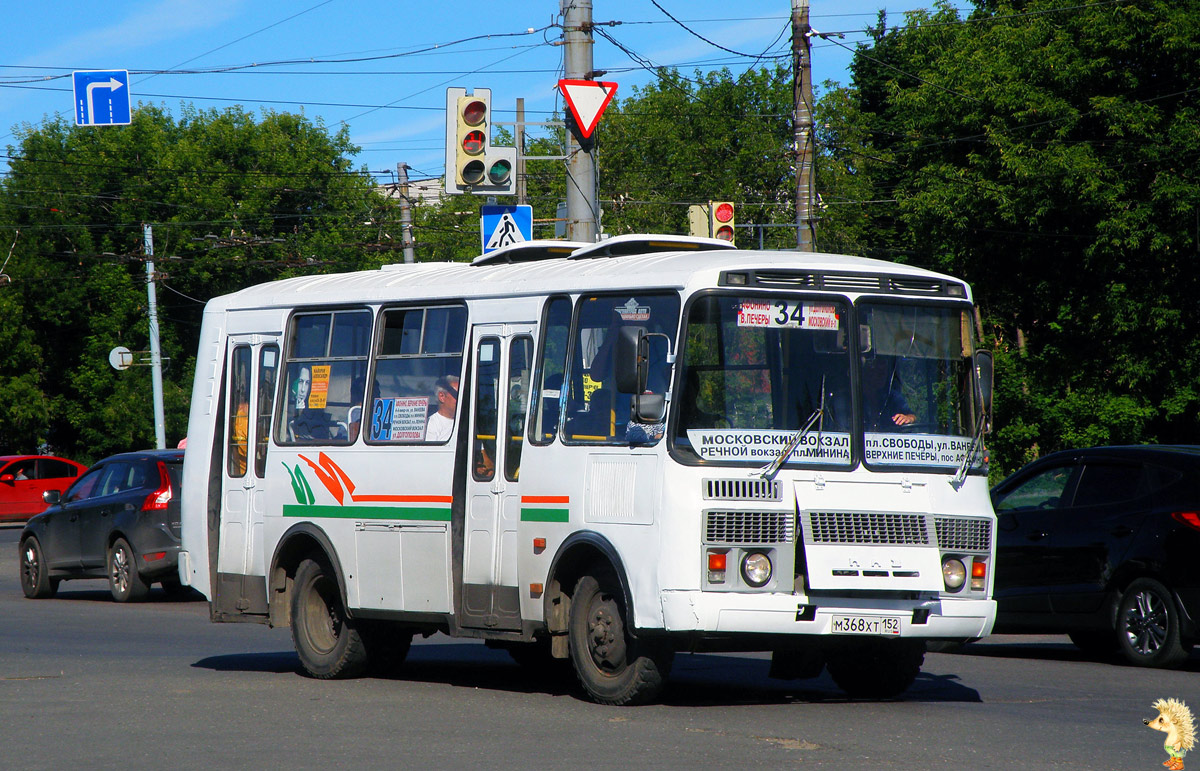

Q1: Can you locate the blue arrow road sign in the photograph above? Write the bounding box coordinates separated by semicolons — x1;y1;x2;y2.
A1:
481;205;533;253
73;70;131;127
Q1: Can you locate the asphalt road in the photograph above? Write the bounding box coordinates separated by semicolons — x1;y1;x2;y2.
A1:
2;524;1198;770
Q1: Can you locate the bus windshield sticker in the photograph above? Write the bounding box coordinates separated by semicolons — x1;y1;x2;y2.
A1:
370;396;428;441
615;298;650;321
309;365;331;408
688;429;850;465
737;300;840;330
864;432;985;468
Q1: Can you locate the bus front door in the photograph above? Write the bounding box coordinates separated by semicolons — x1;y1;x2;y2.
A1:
213;337;280;618
461;324;534;631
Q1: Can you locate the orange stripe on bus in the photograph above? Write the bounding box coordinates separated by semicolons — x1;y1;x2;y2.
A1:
521;495;570;504
350;494;454;504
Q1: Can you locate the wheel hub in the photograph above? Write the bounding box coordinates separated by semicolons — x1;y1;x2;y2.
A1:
1125;591;1167;653
587;600;627;672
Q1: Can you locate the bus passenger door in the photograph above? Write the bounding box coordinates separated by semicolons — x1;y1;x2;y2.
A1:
214;337;279;616
461;324;534;631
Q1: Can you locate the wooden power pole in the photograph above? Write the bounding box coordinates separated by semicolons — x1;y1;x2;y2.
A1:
792;0;816;251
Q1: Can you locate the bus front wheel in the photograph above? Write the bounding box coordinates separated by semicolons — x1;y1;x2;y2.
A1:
568;572;672;705
826;638;924;699
291;558;369;679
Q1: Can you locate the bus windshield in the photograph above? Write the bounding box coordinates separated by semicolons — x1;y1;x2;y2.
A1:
673;293;854;467
672;294;983;471
858;300;981;470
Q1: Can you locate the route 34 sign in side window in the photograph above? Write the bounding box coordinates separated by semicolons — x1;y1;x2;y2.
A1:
737;299;840;331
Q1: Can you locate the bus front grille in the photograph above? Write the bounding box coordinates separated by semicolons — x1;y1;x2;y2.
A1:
934;516;992;552
705;511;795;544
806;512;930;546
703;478;782;501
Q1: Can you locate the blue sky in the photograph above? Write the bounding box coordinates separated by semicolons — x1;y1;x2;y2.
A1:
0;1;969;184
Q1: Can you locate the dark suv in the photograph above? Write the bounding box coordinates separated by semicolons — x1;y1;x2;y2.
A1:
991;445;1200;668
19;449;186;602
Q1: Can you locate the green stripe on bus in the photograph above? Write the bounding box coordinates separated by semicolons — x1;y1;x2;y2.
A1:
283;504;452;521
521;508;570;523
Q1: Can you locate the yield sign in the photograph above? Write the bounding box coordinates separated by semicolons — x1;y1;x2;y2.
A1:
558;79;618;139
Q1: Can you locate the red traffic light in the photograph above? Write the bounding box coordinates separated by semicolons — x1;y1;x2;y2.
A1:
461;99;487;126
462;130;486;155
713;202;734;223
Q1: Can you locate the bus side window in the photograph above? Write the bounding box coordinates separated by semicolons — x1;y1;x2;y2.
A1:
369;305;467;444
505;336;533;481
528;296;571;445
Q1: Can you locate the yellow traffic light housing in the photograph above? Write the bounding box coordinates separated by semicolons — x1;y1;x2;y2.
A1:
710;201;735;244
445;87;516;196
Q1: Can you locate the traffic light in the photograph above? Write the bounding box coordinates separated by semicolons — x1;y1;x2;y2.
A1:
445;87;517;196
710;201;735;243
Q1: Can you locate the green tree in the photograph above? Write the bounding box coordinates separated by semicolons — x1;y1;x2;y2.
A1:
827;0;1200;477
0;105;393;461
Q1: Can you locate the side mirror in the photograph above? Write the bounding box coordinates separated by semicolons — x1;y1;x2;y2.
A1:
975;350;994;428
0;474;13;484
43;489;61;505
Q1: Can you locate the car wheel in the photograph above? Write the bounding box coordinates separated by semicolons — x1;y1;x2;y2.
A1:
107;537;150;602
568;571;672;706
20;536;57;599
290;557;369;679
1115;578;1190;669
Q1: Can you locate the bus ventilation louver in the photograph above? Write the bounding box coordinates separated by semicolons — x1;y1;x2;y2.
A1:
727;270;959;297
806;512;930;546
934;516;992;552
705;511;795;544
704;478;782;501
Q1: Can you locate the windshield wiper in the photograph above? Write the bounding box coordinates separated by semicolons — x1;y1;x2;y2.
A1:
757;376;825;481
949;413;986;491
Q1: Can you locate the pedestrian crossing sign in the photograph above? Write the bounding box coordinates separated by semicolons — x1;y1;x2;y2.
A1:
481;205;533;253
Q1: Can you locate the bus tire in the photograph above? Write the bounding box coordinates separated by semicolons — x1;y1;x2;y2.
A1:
108;538;150;602
827;638;924;699
20;536;57;599
291;557;369;679
568;572;672;705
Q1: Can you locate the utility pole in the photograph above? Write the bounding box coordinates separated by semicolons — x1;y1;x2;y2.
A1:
141;224;167;450
396;163;416;264
562;0;598;242
516;98;528;206
792;0;816;252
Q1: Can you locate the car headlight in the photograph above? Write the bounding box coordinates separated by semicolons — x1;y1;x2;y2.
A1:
741;552;773;587
942;558;966;591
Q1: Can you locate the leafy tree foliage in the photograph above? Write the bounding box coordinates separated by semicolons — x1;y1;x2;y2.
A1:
0;105;391;461
821;0;1200;477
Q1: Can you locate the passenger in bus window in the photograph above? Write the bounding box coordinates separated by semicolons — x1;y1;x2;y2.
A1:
347;376;365;442
862;356;916;429
425;375;459;442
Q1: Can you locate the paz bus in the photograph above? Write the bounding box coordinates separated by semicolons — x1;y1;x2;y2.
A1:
178;234;996;705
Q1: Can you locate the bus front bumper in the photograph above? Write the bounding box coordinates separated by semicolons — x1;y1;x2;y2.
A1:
659;590;995;640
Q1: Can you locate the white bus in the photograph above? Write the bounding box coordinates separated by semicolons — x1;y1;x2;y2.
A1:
179;234;996;705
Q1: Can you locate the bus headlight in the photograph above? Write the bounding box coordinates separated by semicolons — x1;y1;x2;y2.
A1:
741;552;772;587
942;558;966;591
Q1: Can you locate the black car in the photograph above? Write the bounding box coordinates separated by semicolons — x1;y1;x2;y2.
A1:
19;449;186;602
991;445;1200;668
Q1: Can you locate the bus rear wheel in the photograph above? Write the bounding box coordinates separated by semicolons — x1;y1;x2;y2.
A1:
826;638;925;699
291;558;369;679
568;572;672;705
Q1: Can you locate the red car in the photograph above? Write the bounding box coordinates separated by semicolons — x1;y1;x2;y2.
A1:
0;455;88;523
